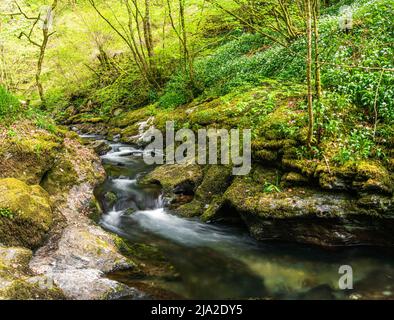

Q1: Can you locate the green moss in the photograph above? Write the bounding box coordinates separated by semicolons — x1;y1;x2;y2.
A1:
0;125;62;184
281;172;309;187
195;165;233;201
113;237;177;279
111;107;152;128
282;158;317;177
200;195;225;222
177;200;204;218
0;280;65;300
41;156;78;195
88;197;103;223
141;164;203;194
0;178;53;249
104;192;118;207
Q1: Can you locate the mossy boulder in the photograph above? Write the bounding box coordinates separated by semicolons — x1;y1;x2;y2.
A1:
0;178;53;249
141;164;203;196
316;161;393;194
222;165;394;246
195;165;234;200
200;195;226;222
0;278;65;300
104;192;118;207
223;174;381;219
176;199;205;218
177;165;234;218
0;124;61;184
353;161;392;194
281;171;309;187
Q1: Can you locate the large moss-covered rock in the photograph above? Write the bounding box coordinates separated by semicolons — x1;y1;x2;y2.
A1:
0;124;61;184
316;160;393;194
0;178;53;249
223;165;394;246
177;165;234;219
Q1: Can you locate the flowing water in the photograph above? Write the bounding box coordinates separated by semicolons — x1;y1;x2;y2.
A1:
92;138;394;300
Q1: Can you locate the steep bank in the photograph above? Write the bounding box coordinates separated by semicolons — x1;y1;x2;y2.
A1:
0;122;144;299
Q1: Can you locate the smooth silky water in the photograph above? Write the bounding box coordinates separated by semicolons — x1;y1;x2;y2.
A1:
91;139;394;300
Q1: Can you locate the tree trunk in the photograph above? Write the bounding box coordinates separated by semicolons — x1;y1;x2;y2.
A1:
313;0;322;101
36;0;58;104
179;0;194;85
305;0;314;147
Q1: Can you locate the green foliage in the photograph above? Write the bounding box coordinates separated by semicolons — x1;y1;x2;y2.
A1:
334;128;376;164
0;208;14;219
0;86;20;120
322;0;394;123
263;181;282;194
7;129;17;137
93;70;151;115
34;116;57;134
296;145;323;160
158;33;308;108
158;72;195;109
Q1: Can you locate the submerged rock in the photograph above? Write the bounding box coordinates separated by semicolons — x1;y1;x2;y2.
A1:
0;178;53;249
104;191;118;207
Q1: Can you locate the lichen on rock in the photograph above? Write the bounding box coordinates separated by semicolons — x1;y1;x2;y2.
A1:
0;246;64;300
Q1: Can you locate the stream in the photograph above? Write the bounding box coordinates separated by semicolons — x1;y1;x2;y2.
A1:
88;136;394;300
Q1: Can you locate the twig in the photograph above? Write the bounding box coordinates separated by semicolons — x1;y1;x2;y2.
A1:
323;154;331;174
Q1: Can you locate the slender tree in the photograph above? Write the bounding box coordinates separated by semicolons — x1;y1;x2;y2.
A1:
11;0;58;104
305;0;314;147
313;0;322;102
166;0;195;86
88;0;160;88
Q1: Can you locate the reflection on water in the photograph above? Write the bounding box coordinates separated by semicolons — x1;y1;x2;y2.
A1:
94;140;394;300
